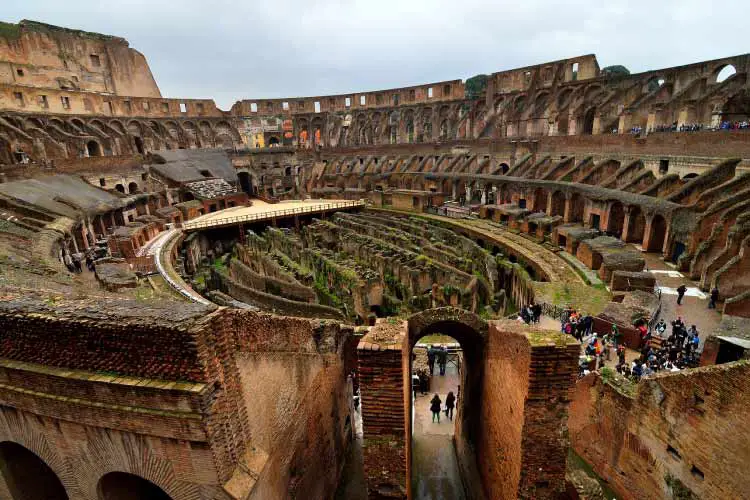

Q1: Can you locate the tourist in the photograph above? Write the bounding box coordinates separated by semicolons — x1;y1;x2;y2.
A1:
676;284;687;305
612;324;622;349
655;319;667;336
430;394;442;423
427;345;436;376
532;303;542;324
73;254;82;273
709;287;719;309
63;252;74;273
437;345;448;376
445;391;456;421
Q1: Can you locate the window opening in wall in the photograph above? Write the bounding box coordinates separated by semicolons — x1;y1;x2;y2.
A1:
13;92;24;106
38;95;49;108
345;97;351;107
329;98;336;107
374;158;378;164
409;89;416;101
61;96;70;109
196;103;204;114
141;173;148;181
161;102;169;112
267;102;274;111
360;95;366;106
282;101;289;110
518;199;527;209
659;159;669;174
716;64;737;83
359;158;364;165
572;62;579;81
393;94;400;106
180;102;187;113
90;54;101;67
200;170;212;178
589;213;600;230
142;101;150;112
443;84;451;97
124;100;132;113
524;71;531;82
376;94;383;105
106;101;114;114
690;466;704;481
16;68;23;77
314;101;321;113
419;156;424;162
667;445;682;460
250;103;258;112
99;178;106;186
428;87;433;98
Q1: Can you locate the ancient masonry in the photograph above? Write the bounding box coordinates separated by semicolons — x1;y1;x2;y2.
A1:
0;17;749;500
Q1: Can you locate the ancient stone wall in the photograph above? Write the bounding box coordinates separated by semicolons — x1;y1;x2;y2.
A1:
569;361;750;500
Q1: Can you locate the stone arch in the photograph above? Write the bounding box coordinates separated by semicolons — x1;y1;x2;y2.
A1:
644;75;666;93
407;307;487;446
582;107;596;135
532;187;547;212
97;471;173;500
549;190;565;217
607;200;625;236
557;88;574;109
0;441;69;499
237;171;254;195
624;205;646;243
87;140;102;157
115;184;125;193
128;182;139;194
499;162;510;175
568;192;585;222
109;120;127;136
646;213;668;252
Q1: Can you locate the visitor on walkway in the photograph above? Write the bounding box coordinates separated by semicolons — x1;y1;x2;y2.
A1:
709;287;719;309
445;391;456;421
430;394;442;423
612;324;622;349
677;284;687;305
532;303;542;324
427;345;436;376
437;346;448;376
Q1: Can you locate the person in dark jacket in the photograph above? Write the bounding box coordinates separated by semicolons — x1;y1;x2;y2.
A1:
426;345;436;375
430;394;442;423
444;391;456;420
437;345;448;376
676;284;687;305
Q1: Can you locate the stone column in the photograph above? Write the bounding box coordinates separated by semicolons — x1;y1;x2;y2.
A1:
620;206;632;242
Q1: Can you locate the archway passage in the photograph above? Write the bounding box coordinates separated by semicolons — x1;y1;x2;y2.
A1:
127;182;139;194
133;136;145;154
98;472;172;500
646;214;667;253
238;171;254;195
87;140;102;157
407;308;487;500
0;441;69;500
582;108;596;135
607;201;625;237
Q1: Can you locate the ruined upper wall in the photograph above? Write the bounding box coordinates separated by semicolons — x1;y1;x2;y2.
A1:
0;20;161;98
230;79;465;116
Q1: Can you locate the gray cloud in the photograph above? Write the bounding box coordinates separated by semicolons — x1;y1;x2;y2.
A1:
4;0;748;109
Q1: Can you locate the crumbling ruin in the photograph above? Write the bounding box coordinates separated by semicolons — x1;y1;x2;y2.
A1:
0;17;749;500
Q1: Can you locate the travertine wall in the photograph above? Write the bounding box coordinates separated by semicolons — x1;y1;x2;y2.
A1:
569;361;750;500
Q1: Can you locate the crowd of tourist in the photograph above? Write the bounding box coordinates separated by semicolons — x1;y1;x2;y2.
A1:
613;120;750;135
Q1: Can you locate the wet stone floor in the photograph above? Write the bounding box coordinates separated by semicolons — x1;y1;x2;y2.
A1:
411;364;466;500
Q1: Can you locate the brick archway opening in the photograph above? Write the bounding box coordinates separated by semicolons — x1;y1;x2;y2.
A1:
97;471;172;500
406;307;487;497
0;441;68;500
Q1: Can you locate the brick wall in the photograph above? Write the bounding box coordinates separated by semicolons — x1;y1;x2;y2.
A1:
569;361;750;499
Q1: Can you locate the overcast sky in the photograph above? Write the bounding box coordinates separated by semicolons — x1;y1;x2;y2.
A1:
5;0;748;109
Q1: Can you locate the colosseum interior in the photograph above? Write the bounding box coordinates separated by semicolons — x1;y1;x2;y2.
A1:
0;18;749;500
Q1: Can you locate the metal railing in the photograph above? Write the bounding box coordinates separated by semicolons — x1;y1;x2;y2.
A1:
182;200;365;231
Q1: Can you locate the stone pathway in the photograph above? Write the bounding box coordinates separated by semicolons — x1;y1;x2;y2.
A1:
411;365;466;500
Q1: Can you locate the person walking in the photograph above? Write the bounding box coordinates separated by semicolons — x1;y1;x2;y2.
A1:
430;394;442;423
676;284;687;305
709;287;719;309
427;345;436;376
437;345;448;376
445;391;456;421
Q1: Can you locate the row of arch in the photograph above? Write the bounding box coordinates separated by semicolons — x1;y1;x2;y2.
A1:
0;441;171;500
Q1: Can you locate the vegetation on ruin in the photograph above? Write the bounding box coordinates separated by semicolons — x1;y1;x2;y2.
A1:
665;473;697;500
534;281;610;316
0;22;22;40
601;65;631;78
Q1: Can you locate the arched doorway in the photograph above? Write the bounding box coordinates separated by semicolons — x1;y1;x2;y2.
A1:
625;206;646;244
646;214;667;252
237;171;254;195
98;472;172;500
568;193;585;222
87;140;102;157
532;188;547;212
549;191;565;217
127;182;139;194
406;308;487;498
582;108;596;135
0;441;68;499
133;136;145;154
115;184;125;193
607;201;625;237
